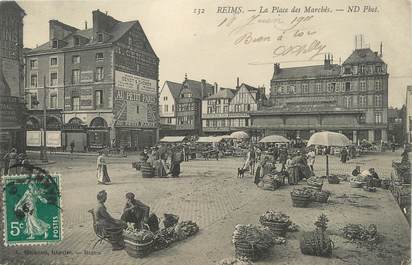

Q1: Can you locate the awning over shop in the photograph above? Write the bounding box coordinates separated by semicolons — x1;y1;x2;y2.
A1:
197;136;223;143
160;136;187;143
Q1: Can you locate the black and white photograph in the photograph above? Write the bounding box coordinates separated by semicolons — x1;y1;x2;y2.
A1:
0;0;411;264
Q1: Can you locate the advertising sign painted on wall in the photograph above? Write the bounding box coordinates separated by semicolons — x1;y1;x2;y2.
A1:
114;70;157;128
115;70;156;95
26;131;62;147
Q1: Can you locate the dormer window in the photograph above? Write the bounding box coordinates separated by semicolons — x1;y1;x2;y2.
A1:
97;33;103;42
375;65;382;73
344;66;351;74
52;40;58;49
74;37;80;46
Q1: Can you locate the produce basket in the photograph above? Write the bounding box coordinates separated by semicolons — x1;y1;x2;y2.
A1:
312;191;330;203
234;242;259;261
300;231;333;257
141;163;154;178
291;194;311;208
123;236;153;258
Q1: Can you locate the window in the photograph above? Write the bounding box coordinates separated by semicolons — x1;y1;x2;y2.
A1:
136;105;139;113
50;57;58;66
353;66;358;74
302;84;309;93
72;96;80;110
344;67;351;74
30;74;38;88
95;90;103;107
71;69;80;84
72;55;80;64
375;65;382;73
50;72;58;86
30;92;39;109
345;96;352;108
128;36;133;46
164;105;168;112
359;95;367;108
316;83;322;93
223;106;228;112
30;59;38;69
375;112;382;124
327;83;333;93
95;67;104;81
247;104;251;111
375;95;382;107
74;37;80;46
96;53;104;61
345;82;351;92
49;92;58;109
359;114;366;124
163;96;168;101
360;65;366;74
167;117;172;124
172;104;175;111
360;80;366;91
52;40;58;48
97;33;103;42
289;86;296;94
375;80;382;91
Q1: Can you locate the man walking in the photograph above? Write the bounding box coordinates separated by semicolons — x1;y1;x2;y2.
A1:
70;141;75;160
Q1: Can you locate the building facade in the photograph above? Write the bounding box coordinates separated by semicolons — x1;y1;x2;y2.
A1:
175;77;214;136
24;10;159;151
260;47;389;143
0;1;26;154
202;87;235;134
159;81;182;126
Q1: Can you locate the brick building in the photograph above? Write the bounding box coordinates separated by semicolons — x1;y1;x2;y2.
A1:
252;46;389;143
0;1;26;154
24;10;159;151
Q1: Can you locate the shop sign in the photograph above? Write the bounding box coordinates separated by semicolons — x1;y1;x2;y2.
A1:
115;71;156;95
26;131;61;147
80;71;94;83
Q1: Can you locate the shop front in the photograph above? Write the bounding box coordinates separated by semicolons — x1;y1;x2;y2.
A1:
0;96;26;155
88;117;110;150
62;117;87;152
115;127;156;150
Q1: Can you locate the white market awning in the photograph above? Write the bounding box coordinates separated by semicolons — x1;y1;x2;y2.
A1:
197;136;223;143
160;136;187;143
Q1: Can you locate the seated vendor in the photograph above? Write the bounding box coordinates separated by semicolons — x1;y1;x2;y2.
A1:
120;192;150;229
360;168;379;179
95;190;125;250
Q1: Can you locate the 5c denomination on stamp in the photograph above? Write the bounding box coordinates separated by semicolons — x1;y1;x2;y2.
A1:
3;174;62;246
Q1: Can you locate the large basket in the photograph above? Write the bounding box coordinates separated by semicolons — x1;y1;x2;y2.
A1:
313;192;330;203
307;183;323;191
124;236;153;258
141;164;154;178
327;176;340;184
234;242;259;261
291;194;311;208
259;220;288;237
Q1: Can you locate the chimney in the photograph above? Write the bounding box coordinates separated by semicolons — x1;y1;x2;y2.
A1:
49;20;78;41
273;63;280;75
324;53;332;69
380;42;383;57
85;21;88;29
200;79;206;99
214;82;218;94
236;77;240;89
92;9;119;37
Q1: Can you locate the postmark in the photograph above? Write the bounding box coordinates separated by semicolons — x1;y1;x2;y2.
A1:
2;172;62;246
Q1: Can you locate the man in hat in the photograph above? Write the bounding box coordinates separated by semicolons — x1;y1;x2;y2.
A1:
121;192;150;229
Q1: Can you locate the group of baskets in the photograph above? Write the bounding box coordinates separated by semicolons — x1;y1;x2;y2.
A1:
290;180;331;208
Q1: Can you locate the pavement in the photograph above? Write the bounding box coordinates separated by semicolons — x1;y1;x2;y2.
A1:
0;150;410;265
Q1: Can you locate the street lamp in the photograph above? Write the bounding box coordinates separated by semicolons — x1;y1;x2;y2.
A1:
40;76;48;162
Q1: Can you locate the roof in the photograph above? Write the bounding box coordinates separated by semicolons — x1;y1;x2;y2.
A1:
206;88;235;100
343;48;384;65
182;79;214;99
239;83;267;102
164;81;182;100
271;64;341;80
0;1;25;15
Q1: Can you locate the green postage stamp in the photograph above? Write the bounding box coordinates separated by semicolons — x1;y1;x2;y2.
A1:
2;174;62;246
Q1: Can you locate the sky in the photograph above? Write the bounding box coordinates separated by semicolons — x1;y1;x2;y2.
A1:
17;0;412;107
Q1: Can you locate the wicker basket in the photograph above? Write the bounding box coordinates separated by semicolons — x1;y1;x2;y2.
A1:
124;236;153;258
234;242;259;261
141;164;154;178
327;176;340;184
313;192;330;203
291;194;311;208
260;220;288;237
300;231;333;257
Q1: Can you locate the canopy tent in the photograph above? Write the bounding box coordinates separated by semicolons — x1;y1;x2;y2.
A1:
221;135;232;139
160;136;187;143
307;131;351;176
230;131;249;139
259;135;290;143
196;136;223;143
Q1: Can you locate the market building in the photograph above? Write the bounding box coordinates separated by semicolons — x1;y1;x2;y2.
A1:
252;45;389;143
175;76;214;136
24;10;159;151
0;1;26;154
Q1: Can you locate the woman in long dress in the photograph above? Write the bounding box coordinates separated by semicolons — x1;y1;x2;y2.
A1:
14;183;50;239
97;152;111;184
